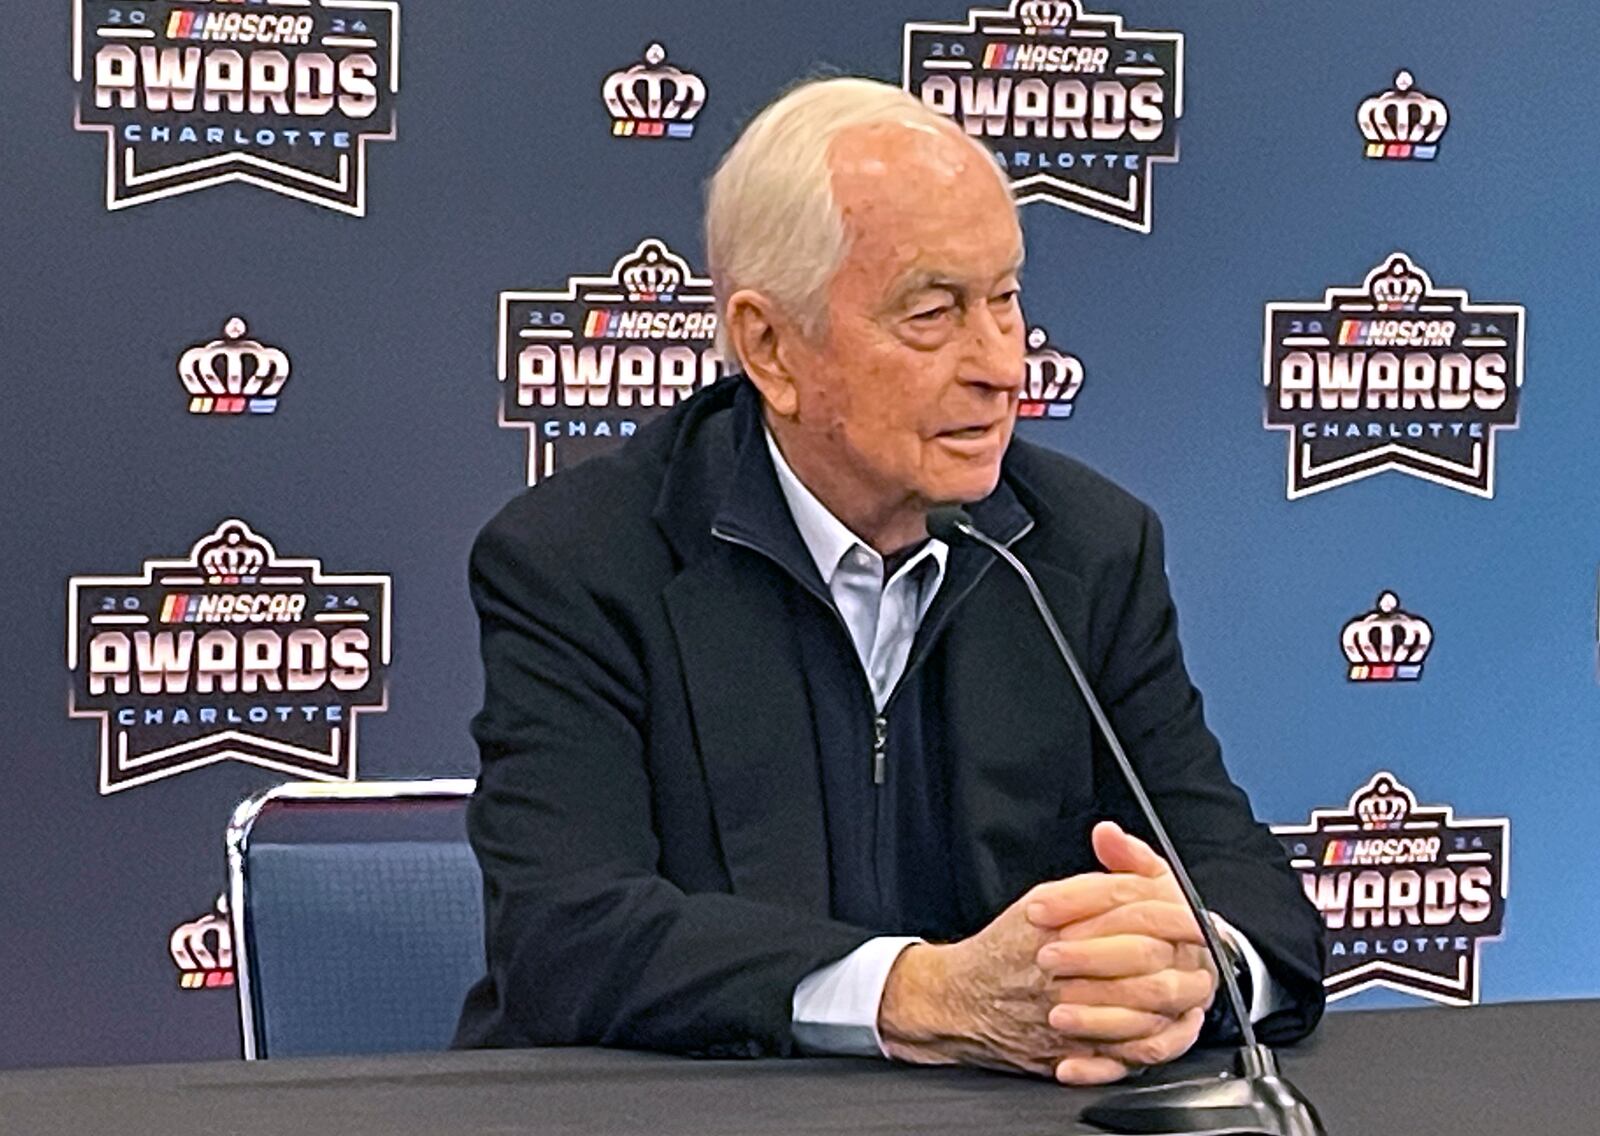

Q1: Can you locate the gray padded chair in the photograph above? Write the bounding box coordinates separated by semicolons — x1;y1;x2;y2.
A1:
226;779;484;1058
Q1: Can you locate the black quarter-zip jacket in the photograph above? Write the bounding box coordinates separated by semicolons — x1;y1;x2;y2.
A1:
454;375;1326;1059
708;398;1032;939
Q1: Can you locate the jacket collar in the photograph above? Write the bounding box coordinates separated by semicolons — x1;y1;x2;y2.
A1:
653;376;1035;569
764;426;951;598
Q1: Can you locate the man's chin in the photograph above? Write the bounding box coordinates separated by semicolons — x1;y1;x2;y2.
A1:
924;466;1005;509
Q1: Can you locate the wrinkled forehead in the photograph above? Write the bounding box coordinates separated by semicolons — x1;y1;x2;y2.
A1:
827;121;1023;295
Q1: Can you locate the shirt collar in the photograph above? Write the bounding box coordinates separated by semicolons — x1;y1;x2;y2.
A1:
705;380;1032;599
763;425;949;588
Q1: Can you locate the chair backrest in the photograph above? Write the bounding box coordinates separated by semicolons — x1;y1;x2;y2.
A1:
226;779;483;1059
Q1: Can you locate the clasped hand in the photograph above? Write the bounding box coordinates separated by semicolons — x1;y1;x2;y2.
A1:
879;820;1218;1084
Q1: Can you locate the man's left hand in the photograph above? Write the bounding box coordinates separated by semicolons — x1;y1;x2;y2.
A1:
1026;821;1219;1084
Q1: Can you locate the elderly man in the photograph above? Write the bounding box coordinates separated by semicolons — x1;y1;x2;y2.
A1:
455;77;1325;1084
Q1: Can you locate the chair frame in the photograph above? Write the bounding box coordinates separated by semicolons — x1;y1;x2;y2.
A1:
226;778;477;1059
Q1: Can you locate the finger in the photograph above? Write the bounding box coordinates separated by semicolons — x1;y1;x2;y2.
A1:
1051;900;1205;948
1175;948;1220;1010
1024;873;1169;929
1052;970;1217;1018
1101;1007;1205;1068
1037;935;1176;979
1047;1003;1175;1043
1175;943;1215;975
1055;1054;1132;1086
1091;821;1170;880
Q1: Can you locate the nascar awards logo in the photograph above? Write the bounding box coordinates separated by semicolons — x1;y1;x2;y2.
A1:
67;519;392;794
1342;591;1432;681
1273;772;1508;1006
1020;326;1084;419
603;43;705;138
1263;253;1526;499
170;895;234;990
1358;70;1448;161
496;238;722;484
72;0;400;214
178;316;290;414
902;0;1183;232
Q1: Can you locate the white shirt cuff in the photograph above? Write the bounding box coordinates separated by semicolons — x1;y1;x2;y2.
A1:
791;936;923;1057
1210;913;1292;1022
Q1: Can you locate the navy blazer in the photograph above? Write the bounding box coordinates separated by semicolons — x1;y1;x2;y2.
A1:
453;376;1326;1057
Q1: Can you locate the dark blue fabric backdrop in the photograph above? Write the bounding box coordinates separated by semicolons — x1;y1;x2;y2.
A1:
2;0;1595;1068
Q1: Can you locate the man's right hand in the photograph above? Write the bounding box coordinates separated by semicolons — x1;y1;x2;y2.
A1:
877;825;1216;1085
877;890;1132;1083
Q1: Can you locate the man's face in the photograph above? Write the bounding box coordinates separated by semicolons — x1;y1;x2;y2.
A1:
779;121;1027;520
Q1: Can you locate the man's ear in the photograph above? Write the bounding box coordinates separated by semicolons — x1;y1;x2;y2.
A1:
725;289;799;417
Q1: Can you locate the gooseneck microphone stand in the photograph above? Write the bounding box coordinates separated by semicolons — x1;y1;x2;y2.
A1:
926;506;1324;1136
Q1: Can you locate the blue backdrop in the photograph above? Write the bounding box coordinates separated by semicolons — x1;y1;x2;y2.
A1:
1;0;1594;1068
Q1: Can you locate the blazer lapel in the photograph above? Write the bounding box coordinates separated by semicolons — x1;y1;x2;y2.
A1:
663;548;832;916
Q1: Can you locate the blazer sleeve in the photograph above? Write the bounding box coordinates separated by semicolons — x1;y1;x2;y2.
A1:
455;514;874;1058
1086;505;1327;1045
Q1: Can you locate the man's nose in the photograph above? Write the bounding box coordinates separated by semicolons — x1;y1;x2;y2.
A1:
960;302;1025;392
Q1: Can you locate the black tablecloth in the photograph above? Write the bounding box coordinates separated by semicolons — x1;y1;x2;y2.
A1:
1;1001;1590;1135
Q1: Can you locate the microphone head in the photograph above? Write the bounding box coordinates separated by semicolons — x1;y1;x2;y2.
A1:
925;505;974;542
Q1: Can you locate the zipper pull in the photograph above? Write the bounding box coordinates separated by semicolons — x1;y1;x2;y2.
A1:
872;715;888;785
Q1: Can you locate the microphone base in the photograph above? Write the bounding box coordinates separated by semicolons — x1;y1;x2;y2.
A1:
1080;1045;1325;1136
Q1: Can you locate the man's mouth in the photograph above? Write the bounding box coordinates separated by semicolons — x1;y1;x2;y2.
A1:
939;423;998;440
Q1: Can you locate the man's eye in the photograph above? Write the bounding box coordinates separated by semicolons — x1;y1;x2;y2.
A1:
911;306;952;322
990;290;1020;305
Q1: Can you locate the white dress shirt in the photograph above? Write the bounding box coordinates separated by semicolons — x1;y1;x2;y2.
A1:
763;429;1287;1057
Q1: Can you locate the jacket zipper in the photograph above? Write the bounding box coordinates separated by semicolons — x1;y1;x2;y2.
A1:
868;518;1036;788
710;517;1035;790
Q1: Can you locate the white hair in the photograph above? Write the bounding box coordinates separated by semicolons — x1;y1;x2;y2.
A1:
705;76;1009;366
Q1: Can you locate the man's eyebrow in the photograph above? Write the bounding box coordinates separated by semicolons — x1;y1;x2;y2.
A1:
886;270;958;306
884;258;1025;310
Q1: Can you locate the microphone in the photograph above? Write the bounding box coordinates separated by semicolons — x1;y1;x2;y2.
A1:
926;505;1323;1136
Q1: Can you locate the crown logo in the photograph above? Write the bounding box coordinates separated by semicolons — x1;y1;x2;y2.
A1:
616;239;690;302
177;316;291;415
191;519;274;584
603;44;706;138
1342;591;1433;681
1357;70;1449;160
1365;254;1429;311
1020;327;1085;418
169;895;235;990
1015;0;1078;33
1351;773;1415;830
